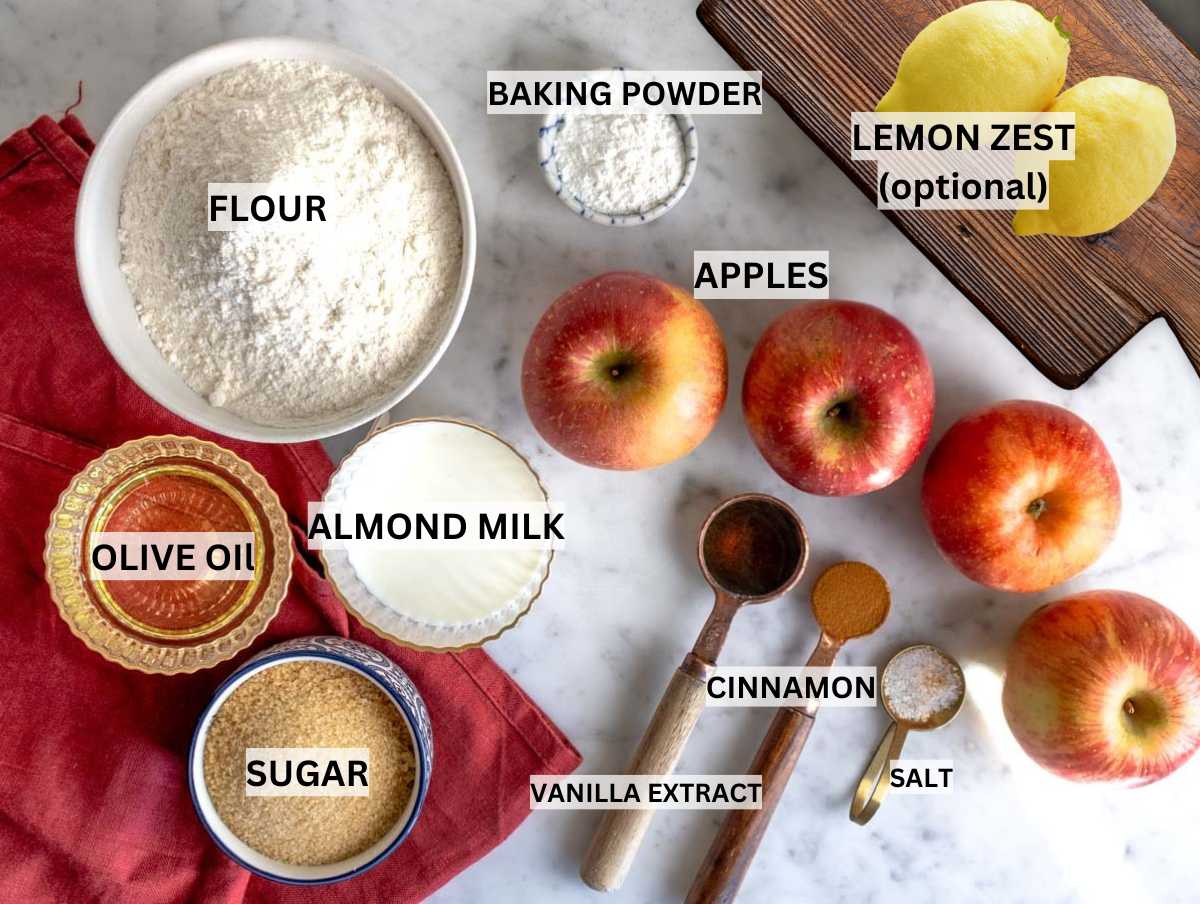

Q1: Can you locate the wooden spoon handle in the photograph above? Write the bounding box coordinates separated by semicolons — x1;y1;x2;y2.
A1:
685;707;817;904
581;665;708;892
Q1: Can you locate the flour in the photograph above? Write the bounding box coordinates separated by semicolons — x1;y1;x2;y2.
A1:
553;114;686;215
119;60;462;427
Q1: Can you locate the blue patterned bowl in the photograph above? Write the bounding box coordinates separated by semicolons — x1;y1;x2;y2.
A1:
188;636;433;884
537;110;698;227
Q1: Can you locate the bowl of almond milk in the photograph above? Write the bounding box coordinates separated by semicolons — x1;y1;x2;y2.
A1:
317;417;555;650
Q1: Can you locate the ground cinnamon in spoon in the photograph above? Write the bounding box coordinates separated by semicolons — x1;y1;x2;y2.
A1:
810;561;890;639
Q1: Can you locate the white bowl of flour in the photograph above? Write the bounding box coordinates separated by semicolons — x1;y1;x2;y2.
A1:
76;38;475;442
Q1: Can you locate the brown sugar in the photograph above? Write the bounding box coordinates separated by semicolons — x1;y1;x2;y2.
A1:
810;561;890;640
203;660;416;866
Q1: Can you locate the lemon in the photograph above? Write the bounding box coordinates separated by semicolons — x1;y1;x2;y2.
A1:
1013;77;1176;237
877;1;1069;113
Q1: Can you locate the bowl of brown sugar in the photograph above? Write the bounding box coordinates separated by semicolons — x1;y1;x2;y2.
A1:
188;636;432;884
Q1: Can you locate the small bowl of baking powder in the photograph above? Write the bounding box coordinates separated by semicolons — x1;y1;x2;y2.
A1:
538;110;697;226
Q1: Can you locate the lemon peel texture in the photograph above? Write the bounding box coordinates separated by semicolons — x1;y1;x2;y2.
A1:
1013;76;1176;237
876;1;1069;114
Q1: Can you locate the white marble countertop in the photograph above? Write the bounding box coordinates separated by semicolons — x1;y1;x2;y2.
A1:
3;2;1199;902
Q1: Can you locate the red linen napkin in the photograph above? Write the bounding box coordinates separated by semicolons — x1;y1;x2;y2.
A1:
0;114;579;903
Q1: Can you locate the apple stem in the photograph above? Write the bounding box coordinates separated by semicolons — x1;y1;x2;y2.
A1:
605;360;632;381
1027;497;1048;519
1124;698;1136;717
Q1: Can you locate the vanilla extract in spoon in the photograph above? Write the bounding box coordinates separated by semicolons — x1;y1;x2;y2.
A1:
580;494;809;893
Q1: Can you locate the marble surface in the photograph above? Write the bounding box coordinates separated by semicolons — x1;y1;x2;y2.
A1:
3;2;1200;902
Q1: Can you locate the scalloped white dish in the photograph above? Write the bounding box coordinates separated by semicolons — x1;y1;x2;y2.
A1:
321;418;553;651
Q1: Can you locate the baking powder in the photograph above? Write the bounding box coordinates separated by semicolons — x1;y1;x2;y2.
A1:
119;59;462;427
553;113;686;215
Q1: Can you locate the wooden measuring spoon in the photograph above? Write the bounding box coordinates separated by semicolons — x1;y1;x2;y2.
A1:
685;561;890;904
580;494;808;893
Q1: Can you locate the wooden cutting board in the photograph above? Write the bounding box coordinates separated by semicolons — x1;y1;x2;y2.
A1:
697;0;1200;388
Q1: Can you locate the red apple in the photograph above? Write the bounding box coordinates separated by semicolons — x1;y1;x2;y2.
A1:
921;400;1119;592
1003;590;1200;786
521;271;727;470
742;301;934;496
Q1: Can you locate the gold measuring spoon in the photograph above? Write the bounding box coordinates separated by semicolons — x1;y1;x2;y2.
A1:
850;643;965;825
580;494;808;893
686;561;890;904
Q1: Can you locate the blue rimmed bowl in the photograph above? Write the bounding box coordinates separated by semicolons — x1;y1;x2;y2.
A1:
537;111;698;226
188;636;433;885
